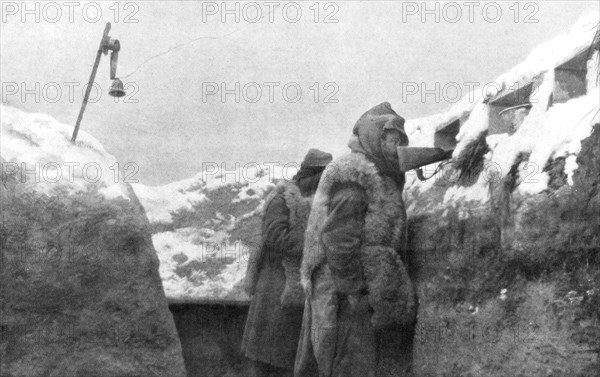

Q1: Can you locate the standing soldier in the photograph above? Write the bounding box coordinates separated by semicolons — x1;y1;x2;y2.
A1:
242;149;333;377
295;102;417;377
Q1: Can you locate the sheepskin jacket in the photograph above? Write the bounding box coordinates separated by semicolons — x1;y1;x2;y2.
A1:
244;180;312;306
300;152;416;328
279;181;312;306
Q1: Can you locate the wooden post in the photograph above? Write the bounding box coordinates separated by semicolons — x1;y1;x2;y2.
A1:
71;23;111;143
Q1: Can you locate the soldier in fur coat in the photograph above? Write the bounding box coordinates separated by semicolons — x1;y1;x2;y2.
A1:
242;149;333;377
295;103;417;377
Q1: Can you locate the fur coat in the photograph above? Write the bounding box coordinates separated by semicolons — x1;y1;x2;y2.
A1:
300;152;416;328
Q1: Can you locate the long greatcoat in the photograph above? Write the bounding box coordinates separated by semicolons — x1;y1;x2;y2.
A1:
295;152;417;377
242;182;312;370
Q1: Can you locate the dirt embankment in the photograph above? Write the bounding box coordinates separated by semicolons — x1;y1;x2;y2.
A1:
408;125;600;377
1;172;187;377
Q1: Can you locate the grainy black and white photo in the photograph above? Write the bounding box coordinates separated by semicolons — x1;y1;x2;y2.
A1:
1;1;599;376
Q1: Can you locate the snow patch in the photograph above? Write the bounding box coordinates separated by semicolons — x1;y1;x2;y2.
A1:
131;181;207;224
1;105;129;200
406;13;599;199
152;229;249;300
132;163;292;300
442;176;490;205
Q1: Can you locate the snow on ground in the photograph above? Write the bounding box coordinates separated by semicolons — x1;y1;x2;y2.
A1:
131;179;207;224
134;163;295;224
133;164;294;301
152;228;249;299
1;105;129;200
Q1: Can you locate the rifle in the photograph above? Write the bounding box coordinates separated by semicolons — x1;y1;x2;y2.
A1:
397;147;454;181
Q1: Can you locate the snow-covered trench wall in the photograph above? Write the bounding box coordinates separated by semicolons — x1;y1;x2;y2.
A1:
0;106;187;377
403;14;600;376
